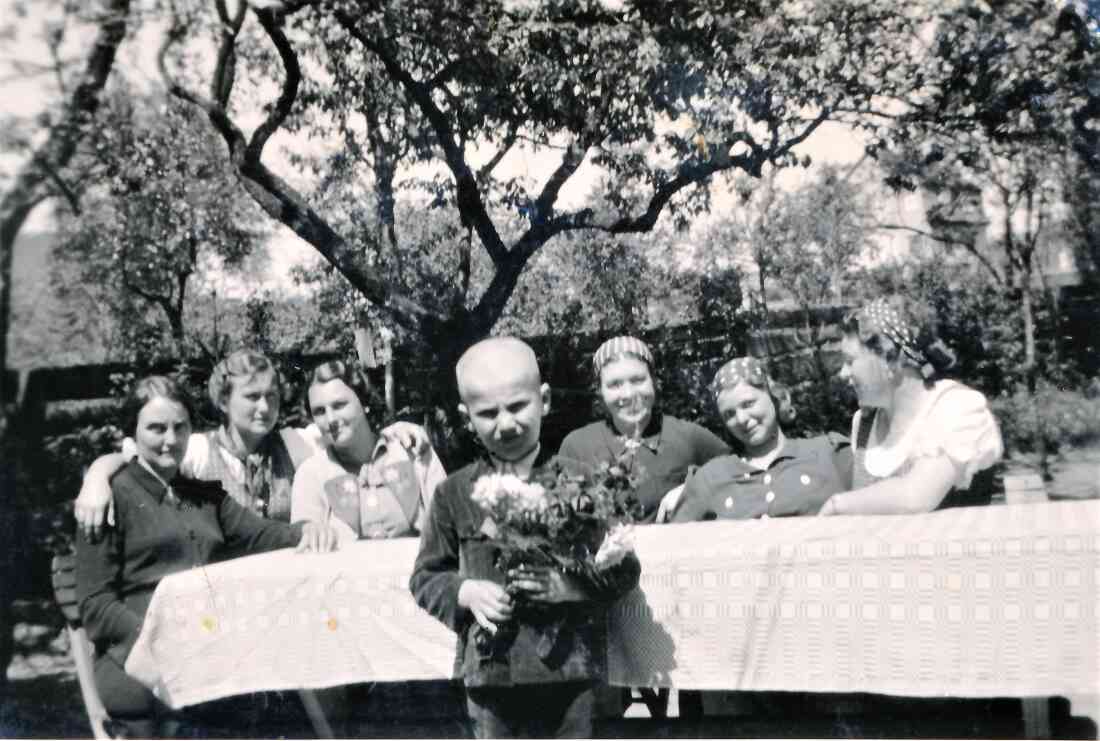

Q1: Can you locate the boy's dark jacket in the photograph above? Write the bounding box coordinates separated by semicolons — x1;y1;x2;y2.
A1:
409;450;641;687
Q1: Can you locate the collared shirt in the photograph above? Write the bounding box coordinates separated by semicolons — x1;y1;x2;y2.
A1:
136;457;175;499
290;431;447;543
491;443;541;480
558;415;730;522
672;434;852;522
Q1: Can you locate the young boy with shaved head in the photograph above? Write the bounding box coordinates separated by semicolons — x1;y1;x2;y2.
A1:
410;337;640;738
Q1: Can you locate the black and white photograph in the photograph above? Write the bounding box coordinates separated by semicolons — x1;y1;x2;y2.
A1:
1;0;1098;737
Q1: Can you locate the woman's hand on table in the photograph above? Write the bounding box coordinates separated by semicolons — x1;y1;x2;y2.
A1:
458;579;513;633
296;522;340;552
655;484;686;523
362;517;412;540
508;566;588;603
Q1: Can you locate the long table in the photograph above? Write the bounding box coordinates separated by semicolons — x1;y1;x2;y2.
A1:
126;500;1099;713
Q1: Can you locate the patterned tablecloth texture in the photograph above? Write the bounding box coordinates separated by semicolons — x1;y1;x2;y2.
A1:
125;500;1099;709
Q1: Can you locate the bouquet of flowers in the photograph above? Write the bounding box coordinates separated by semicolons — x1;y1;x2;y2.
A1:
469;451;643;662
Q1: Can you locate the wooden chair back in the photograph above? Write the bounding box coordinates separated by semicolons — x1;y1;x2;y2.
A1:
50;551;113;739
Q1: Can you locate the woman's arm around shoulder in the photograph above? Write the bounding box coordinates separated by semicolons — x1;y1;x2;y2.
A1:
74;452;129;538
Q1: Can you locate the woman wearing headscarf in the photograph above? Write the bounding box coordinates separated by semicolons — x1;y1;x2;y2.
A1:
818;295;1003;515
658;357;849;722
558;336;730;523
667;356;853;522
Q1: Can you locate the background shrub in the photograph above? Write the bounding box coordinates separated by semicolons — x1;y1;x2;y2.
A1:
991;384;1100;455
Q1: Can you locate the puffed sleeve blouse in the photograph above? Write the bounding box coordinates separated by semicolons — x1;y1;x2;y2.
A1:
672;434;852;522
850;379;1003;507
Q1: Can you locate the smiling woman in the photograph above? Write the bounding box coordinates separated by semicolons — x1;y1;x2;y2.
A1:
558;336;730;524
290;359;447;542
131;393;192;481
74;351;438;538
72;351;318;533
668;356;852;523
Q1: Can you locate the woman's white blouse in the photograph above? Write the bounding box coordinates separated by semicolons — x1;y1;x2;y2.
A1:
851;380;1004;490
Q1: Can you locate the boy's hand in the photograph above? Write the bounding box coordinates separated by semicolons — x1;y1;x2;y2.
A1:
458;579;513;633
508;566;588;603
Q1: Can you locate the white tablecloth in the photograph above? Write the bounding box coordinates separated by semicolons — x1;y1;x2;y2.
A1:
125;500;1099;709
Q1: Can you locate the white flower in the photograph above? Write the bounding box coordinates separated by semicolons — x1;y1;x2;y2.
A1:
517;481;548;513
472;473;545;513
594;523;635;570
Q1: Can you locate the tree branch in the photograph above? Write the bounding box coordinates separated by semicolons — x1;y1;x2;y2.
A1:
531;139;590;229
212;0;247;107
36;158;82;215
162;4;445;331
476;127;517;183
158;10;249;156
877;222;1004;284
119;258;170;307
0;0;131;379
333;9;509;266
772;110;830;163
246;8;300;164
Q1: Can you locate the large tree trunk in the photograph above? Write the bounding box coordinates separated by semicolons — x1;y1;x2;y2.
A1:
0;0;130;687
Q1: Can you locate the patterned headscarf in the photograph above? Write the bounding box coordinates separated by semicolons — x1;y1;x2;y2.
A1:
593;336;654;378
710;356;768;403
855;298;941;380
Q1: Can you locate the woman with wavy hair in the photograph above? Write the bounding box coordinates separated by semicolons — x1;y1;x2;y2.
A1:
74;350;430;535
291;358;446;542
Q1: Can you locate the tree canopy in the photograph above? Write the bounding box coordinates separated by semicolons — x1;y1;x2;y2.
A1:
156;0;941;360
